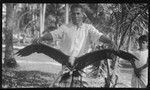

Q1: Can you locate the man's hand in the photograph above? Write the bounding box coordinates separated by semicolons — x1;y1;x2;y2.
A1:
32;37;42;44
99;35;117;50
31;33;53;44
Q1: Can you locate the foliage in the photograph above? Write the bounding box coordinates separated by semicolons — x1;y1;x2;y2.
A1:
44;4;65;33
79;3;148;50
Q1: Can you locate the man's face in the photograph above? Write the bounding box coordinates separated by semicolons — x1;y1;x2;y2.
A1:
71;7;84;25
139;41;148;49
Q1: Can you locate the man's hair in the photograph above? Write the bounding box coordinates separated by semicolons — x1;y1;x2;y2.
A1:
70;4;83;12
138;35;148;43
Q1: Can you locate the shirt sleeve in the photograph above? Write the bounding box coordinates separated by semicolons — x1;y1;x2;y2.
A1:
88;25;103;44
50;25;65;41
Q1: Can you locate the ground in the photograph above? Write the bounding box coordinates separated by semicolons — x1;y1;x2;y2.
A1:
2;48;134;88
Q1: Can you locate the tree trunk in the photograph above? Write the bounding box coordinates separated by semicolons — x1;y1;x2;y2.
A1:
40;4;46;36
65;4;69;24
40;4;43;37
4;3;18;68
31;5;35;37
43;4;46;33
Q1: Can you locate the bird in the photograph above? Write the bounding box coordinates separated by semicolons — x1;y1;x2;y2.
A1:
16;43;139;87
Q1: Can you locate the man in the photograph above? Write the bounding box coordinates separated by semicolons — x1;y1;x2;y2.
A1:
33;4;116;72
131;35;148;88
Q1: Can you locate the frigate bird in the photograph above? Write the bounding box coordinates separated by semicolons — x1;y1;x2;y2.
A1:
16;43;139;87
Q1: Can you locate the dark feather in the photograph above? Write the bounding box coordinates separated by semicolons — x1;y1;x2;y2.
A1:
74;49;139;70
16;43;69;65
72;70;82;77
59;72;70;83
74;49;114;70
115;50;139;62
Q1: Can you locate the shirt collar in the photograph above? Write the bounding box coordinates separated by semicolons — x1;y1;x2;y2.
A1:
70;22;84;29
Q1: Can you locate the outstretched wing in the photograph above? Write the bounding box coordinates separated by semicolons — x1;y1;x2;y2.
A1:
74;49;139;70
113;50;139;62
16;43;69;65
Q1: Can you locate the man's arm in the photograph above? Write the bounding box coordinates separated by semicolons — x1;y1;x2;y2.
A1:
32;33;53;44
130;60;141;78
89;25;117;50
138;62;148;72
33;25;65;44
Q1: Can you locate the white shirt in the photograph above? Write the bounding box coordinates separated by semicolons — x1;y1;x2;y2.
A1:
51;23;103;57
132;49;148;68
70;24;86;57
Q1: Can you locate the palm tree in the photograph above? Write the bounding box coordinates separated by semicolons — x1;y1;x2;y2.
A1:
40;4;46;36
3;3;18;68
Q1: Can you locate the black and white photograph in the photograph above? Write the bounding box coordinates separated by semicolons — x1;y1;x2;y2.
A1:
2;3;149;88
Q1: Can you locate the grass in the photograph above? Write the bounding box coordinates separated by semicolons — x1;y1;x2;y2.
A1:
2;67;57;88
2;67;90;88
2;65;133;88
